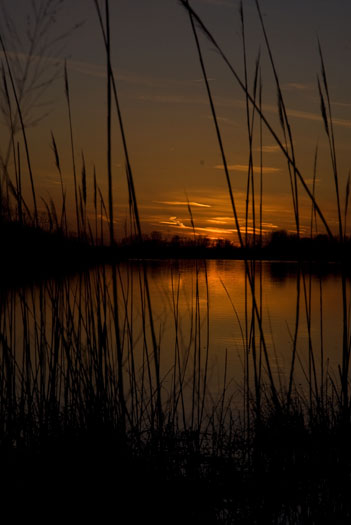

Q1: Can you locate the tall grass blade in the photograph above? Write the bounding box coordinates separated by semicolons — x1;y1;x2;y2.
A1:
179;0;332;239
185;0;279;405
0;34;38;226
64;61;80;237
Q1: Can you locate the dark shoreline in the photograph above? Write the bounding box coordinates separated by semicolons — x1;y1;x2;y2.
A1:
1;219;351;285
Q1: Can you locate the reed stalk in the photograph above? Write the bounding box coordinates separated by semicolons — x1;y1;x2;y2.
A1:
0;33;38;226
64;62;80;237
185;0;279;406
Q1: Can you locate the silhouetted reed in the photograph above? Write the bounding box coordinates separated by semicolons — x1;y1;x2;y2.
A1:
1;0;351;521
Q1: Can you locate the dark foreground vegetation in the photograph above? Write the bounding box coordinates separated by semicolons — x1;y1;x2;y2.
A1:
1;0;351;522
0;214;98;286
1;252;351;523
2;374;351;523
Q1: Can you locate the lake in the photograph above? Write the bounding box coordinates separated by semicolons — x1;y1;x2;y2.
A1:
1;258;347;417
124;259;345;397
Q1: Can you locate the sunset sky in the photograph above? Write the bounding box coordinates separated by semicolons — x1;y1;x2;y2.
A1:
2;0;351;242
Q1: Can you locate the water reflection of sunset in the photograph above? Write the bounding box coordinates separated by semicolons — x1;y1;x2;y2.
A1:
128;260;345;390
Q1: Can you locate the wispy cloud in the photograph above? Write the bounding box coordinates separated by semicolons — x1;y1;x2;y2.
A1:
200;95;351;129
207;217;233;225
206;114;238;126
66;60;105;79
138;94;208;105
288;108;351;128
283;82;313;91
159;215;279;237
160;217;186;228
199;227;235;235
67;59;163;88
160;216;235;235
3;53;171;92
304;178;321;184
154;200;211;208
215;164;280;174
333;101;351;108
193;78;215;83
264;103;351;128
256;145;280;154
67;58;217;92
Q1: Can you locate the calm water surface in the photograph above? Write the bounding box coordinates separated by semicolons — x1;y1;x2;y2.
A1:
115;259;346;393
5;259;347;402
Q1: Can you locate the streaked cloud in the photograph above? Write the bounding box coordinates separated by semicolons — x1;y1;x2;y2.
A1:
160;216;186;228
304;178;321;184
193;78;215;83
257;145;280;154
288;108;351;127
206;115;238;126
138;94;207;105
1;52;171;91
208;218;231;225
198;227;236;235
67;59;164;88
215;164;280;174
283;82;313;91
158;214;279;237
160;217;235;235
154;200;211;208
264;103;351;128
333;101;351;108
